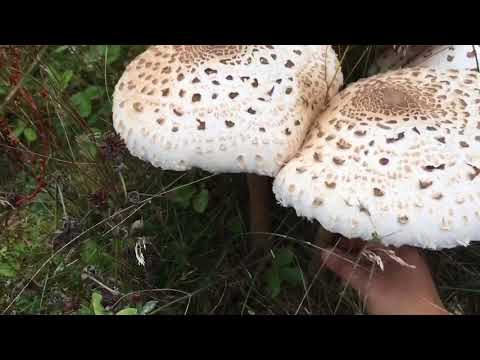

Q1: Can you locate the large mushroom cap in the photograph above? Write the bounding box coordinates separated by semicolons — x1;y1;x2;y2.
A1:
112;45;343;177
273;67;480;250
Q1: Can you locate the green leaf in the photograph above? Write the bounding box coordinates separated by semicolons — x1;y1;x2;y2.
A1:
91;292;107;315
279;267;304;287
226;216;244;234
140;300;158;315
80;240;112;269
0;84;7;96
23;128;38;143
53;45;70;53
86;46;104;63
71;92;92;117
171;186;196;208
265;267;281;298
61;70;74;89
274;247;295;267
81;241;100;265
14;120;26;137
116;308;138;315
0;263;17;278
192;189;209;214
83;86;103;100
105;45;121;64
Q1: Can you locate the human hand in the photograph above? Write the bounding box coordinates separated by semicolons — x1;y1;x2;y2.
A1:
320;238;449;315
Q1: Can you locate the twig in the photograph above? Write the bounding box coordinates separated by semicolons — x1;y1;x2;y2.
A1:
82;272;121;297
104;45;112;104
39;274;49;312
57;184;68;220
209;280;228;314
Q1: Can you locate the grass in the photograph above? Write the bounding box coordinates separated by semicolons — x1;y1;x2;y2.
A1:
1;45;480;315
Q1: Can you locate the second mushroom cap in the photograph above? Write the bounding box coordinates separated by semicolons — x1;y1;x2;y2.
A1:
273;67;480;250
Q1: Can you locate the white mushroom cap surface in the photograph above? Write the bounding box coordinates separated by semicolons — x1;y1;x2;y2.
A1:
370;45;480;75
112;45;343;177
408;45;480;71
273;67;480;250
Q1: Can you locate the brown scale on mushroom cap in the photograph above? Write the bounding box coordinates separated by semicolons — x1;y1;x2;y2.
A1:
273;67;480;250
173;45;248;65
112;45;343;176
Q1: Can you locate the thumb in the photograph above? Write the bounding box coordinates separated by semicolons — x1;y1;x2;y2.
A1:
321;248;371;295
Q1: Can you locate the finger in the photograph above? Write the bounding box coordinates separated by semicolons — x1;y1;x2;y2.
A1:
334;237;367;253
320;248;371;294
397;245;424;262
373;245;425;269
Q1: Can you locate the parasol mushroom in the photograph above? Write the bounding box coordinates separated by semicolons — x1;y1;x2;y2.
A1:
112;45;343;251
273;67;480;250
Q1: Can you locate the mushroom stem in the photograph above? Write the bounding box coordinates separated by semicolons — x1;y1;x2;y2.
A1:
246;174;272;252
309;225;336;276
313;225;336;251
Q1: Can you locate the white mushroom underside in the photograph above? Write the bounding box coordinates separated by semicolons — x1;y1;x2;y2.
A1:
112;45;343;177
273;67;480;250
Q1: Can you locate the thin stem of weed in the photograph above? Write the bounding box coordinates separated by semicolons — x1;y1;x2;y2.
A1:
104;46;112;104
82;271;121;297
